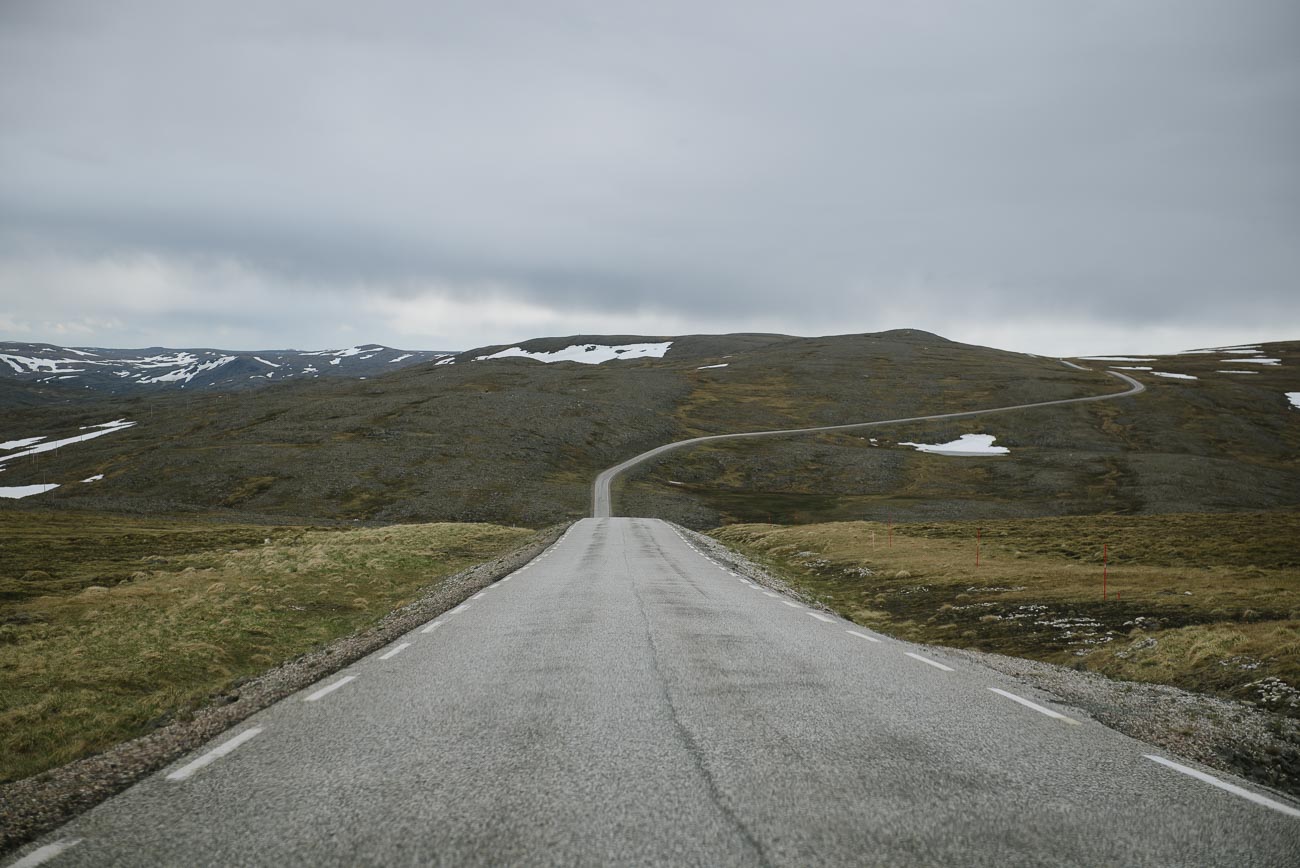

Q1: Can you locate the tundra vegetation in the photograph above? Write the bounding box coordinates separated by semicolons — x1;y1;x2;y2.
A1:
711;513;1300;717
0;511;531;782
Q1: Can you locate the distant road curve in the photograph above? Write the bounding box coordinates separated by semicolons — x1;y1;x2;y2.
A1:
591;368;1144;518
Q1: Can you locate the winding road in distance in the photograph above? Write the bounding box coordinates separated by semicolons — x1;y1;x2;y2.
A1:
593;368;1144;518
12;366;1300;867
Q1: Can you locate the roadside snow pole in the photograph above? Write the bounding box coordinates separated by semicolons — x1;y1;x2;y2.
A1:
888;515;893;549
976;527;981;567
1102;544;1108;600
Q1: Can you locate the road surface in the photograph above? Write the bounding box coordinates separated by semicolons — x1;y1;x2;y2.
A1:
10;517;1296;866
592;370;1144;518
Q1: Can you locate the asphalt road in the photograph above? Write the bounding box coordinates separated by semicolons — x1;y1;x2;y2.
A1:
592;369;1145;518
11;517;1297;866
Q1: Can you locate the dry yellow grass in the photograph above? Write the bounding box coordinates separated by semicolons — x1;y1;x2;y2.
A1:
712;513;1300;715
0;519;531;782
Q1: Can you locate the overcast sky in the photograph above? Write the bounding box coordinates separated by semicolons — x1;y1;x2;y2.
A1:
1;1;1296;354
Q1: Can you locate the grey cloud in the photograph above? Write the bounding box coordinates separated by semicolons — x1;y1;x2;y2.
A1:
0;0;1297;351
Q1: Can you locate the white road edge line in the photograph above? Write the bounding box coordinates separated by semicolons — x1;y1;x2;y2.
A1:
448;604;469;615
10;839;84;868
304;675;356;702
904;652;954;672
471;592;486;600
808;612;835;623
1144;755;1300;819
988;688;1079;725
166;728;263;781
421;620;444;634
846;630;880;643
379;642;412;660
781;600;802;609
762;591;780;598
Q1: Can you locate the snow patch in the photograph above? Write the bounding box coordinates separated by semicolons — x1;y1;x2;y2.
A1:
1287;393;1300;410
899;434;1009;456
475;342;673;365
1080;356;1156;362
82;474;104;483
1223;358;1280;365
138;356;237;384
1114;366;1152;371
1218;370;1259;375
0;436;46;450
389;354;413;363
0;420;136;466
253;356;281;368
1151;372;1198;380
0;483;60;499
698;363;729;369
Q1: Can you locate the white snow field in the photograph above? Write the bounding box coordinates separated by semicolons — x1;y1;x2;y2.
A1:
0;483;60;499
1080;356;1156;362
474;342;673;364
82;474;105;483
1223;358;1281;365
0;420;136;466
1114;366;1152;371
0;436;46;450
1218;370;1259;375
1150;372;1198;380
697;363;729;369
1287;393;1300;410
899;434;1010;456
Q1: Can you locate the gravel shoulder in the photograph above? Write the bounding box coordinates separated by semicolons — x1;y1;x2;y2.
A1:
0;523;569;857
679;523;1300;802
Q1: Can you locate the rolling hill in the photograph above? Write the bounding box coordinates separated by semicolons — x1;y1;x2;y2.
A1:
0;330;1297;527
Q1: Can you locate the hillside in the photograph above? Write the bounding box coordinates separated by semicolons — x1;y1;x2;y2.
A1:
1;331;1297;527
0;342;453;395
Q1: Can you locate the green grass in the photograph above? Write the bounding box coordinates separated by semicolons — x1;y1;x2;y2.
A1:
0;512;533;783
711;512;1300;715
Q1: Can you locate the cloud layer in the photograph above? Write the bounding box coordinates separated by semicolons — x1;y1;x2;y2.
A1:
2;1;1297;353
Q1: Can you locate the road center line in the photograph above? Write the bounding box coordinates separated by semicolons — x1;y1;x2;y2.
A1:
304;675;356;702
904;652;954;672
762;591;780;598
846;629;880;643
166;728;263;781
988;688;1079;724
781;600;802;608
808;612;835;623
10;839;83;868
379;642;412;660
1144;755;1300;818
420;620;444;634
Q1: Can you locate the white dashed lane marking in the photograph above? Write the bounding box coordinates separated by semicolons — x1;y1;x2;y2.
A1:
379;642;412;660
781;600;802;609
166;728;262;781
846;630;880;643
10;839;83;868
988;688;1079;725
807;612;835;623
421;620;444;634
1144;755;1300;818
904;652;954;672
304;675;356;702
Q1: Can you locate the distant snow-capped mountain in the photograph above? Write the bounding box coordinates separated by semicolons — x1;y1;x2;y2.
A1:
0;343;455;393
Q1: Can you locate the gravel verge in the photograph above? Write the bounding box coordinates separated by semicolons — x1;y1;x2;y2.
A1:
680;524;1300;803
0;523;569;857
